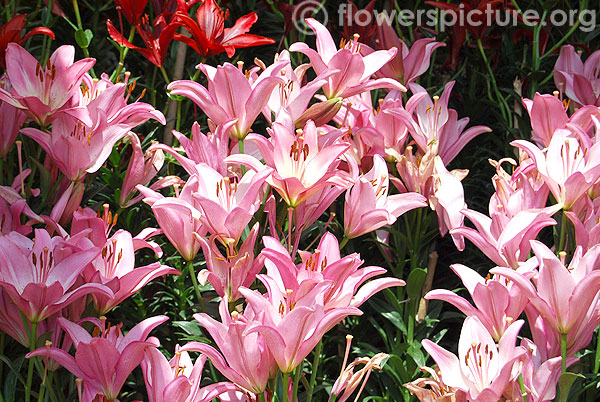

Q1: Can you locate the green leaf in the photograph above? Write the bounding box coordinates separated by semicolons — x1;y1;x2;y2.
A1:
558;372;584;402
75;28;93;49
406;268;427;301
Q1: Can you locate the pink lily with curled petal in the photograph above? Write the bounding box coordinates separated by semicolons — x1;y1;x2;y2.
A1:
188;298;277;394
27;315;167;402
21;75;165;182
0;229;112;323
512;128;600;209
0;75;26;157
422;316;527;402
425;264;529;341
261;232;405;310
491;241;600;351
240;282;361;373
0;180;42;235
289;18;405;99
120;132;180;208
168;61;285;139
230;120;352;207
141;345;240;402
344;154;427;239
83;229;180;315
386;81;491;165
365;21;444;86
554;45;600;106
138;175;207;262
155;120;234;176
0;43;94;126
191;163;271;244
197;223;264;302
451;205;560;269
429;156;467;250
522;92;600;147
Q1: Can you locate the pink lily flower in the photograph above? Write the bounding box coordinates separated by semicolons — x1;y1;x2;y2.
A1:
0;180;42;235
386;81;491;164
512;128;600;209
0;287;37;346
197;223;264;302
188;299;278;394
519;339;564;402
488;157;549;219
83;228;179;315
425;264;530;341
344;154;427;238
141;345;239;402
120;132;179;208
0;229;112;322
138;176;207;261
430;156;468;249
260;50;334;125
565;197;600;251
422;316;527;402
155;121;234;176
491;241;600;353
191;163;271;244
27;315;167;402
0;43;94;126
22;75;165;182
260;233;405;310
168;61;285;139
289;18;405;99
554;45;600;106
366;22;445;86
0;75;26;157
450;205;560;269
239;283;362;373
231;120;352;207
404;366;467;402
522;92;600;147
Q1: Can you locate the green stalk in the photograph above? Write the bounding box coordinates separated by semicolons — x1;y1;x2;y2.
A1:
558;211;568;254
25;321;38;402
306;341;322;402
476;39;512;128
561;333;568;374
594;329;600;374
282;372;290;402
112;25;136;82
238;139;246;175
160;66;171;84
258;392;266;402
518;374;528;402
292;364;302;402
339;236;349;251
187;259;205;312
72;0;97;77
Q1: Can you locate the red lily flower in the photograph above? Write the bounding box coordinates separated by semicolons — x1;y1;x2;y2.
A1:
426;0;510;71
107;11;182;67
0;14;54;69
174;0;275;58
113;0;149;25
341;0;377;44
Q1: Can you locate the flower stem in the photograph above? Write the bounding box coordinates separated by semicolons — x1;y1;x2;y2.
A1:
282;371;290;402
292;364;302;402
25;321;38;402
187;259;205;313
112;25;136;82
561;333;568;374
339;236;349;251
306;340;322;402
558;211;568;254
594;329;600;374
518;374;528;402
